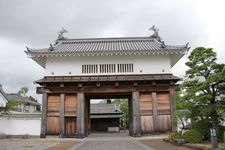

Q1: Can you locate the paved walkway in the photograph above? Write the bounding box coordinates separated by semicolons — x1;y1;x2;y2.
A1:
0;133;193;150
70;132;153;150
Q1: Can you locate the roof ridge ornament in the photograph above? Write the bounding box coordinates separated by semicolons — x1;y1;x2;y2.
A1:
57;27;68;40
149;25;161;41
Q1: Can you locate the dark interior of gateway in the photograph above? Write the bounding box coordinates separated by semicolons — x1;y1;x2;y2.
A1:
86;93;131;134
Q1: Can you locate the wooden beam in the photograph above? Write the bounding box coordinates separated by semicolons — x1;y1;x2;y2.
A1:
44;84;171;94
59;93;65;137
40;93;47;138
131;91;141;137
152;92;158;132
170;89;176;131
76;92;85;138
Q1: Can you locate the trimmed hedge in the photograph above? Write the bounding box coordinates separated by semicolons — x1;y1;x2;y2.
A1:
183;130;203;143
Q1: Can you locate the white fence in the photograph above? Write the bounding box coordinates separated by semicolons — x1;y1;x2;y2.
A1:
0;113;41;136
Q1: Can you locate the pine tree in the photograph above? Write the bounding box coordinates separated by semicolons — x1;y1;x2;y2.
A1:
181;47;225;133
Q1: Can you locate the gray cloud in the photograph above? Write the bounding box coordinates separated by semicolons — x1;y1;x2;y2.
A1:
0;0;224;102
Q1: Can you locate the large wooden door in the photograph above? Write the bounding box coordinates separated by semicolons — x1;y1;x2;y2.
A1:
65;95;77;116
65;117;76;136
46;95;60;134
140;93;153;133
156;92;171;131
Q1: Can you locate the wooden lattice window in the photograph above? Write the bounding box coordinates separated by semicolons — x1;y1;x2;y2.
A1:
82;64;98;73
99;64;116;73
117;64;133;73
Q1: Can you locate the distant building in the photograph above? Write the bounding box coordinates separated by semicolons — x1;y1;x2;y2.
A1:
90;104;121;132
0;85;8;108
0;84;40;113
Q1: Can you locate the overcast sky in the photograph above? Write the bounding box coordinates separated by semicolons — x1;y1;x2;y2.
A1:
0;0;225;102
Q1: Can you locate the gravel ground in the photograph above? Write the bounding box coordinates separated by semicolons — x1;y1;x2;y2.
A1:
0;139;56;150
0;139;79;150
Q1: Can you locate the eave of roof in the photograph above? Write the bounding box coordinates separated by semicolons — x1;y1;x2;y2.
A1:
25;36;190;68
35;74;180;84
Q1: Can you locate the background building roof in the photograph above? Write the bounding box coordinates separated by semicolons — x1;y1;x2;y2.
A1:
90;103;122;119
0;85;40;106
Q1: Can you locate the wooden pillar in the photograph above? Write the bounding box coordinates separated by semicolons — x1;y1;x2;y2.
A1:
131;91;141;137
76;92;85;138
129;96;133;135
59;93;65;137
152;92;158;132
40;92;47;138
170;89;176;131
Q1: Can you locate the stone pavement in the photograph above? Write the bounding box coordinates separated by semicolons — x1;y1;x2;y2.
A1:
69;132;154;150
0;133;192;150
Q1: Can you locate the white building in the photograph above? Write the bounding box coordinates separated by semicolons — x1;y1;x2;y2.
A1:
0;85;8;108
26;27;189;138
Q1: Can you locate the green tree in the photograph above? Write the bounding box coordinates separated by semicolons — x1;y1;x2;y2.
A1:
111;99;129;129
173;91;192;131
181;47;225;133
17;87;28;97
0;100;20;112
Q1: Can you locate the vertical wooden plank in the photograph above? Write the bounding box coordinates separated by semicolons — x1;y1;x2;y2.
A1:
131;91;141;137
152;92;158;132
59;93;65;136
170;89;176;131
76;92;85;138
40;93;47;138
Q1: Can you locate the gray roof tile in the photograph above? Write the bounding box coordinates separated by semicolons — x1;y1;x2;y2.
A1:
27;37;188;54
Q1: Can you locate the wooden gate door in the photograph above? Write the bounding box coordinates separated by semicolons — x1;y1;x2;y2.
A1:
65;117;76;137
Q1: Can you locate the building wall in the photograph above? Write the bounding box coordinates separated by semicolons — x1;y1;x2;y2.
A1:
0;114;41;136
45;54;171;76
0;93;7;107
15;103;37;113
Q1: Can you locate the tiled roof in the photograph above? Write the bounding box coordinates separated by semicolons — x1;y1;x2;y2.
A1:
91;104;121;114
5;94;40;106
27;37;189;55
90;104;122;119
0;85;40;106
35;74;180;84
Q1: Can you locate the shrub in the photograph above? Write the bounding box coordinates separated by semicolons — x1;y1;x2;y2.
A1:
192;120;211;141
218;125;225;142
183;130;203;143
168;131;182;140
219;143;225;150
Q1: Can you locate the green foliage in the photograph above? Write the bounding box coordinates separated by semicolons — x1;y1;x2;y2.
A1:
218;126;225;142
224;131;225;143
192;120;211;140
172;109;191;131
111;99;128;129
183;130;203;143
0;100;20;112
17;87;29;97
180;47;225;132
219;143;225;150
168;131;182;140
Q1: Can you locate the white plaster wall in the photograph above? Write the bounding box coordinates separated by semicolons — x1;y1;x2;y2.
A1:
45;55;171;76
0;117;41;135
0;93;7;107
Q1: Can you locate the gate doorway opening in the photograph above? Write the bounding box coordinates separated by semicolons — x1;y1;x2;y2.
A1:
85;93;132;136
